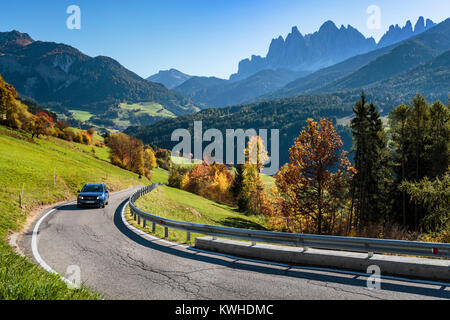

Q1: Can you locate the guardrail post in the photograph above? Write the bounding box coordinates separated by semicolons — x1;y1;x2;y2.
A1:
152;222;156;233
143;218;146;228
164;227;169;238
137;215;140;225
133;212;137;221
187;232;191;242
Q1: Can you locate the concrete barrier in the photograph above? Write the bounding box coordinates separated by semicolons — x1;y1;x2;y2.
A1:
195;236;450;282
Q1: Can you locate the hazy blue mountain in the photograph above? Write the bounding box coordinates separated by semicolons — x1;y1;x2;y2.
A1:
174;69;309;108
146;68;192;89
0;31;198;116
262;18;449;100
229;21;377;82
126;48;450;166
260;44;395;101
363;49;450;104
175;76;228;97
377;17;436;48
312;18;449;94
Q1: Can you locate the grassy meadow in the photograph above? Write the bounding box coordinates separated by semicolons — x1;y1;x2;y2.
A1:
0;125;149;299
126;185;268;245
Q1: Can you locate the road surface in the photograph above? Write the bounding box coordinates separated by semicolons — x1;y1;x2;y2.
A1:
20;187;450;300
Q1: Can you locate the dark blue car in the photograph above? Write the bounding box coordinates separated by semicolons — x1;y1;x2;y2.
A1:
77;184;109;208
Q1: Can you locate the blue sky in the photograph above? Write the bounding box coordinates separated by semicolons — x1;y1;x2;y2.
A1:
1;0;449;79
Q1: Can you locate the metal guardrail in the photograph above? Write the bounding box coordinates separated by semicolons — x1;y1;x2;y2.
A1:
129;184;450;259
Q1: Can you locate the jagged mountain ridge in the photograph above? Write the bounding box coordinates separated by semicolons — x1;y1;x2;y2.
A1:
230;17;436;82
378;16;436;48
261;17;449;101
0;31;198;116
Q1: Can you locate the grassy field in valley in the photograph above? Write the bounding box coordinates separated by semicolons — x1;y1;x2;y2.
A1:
0;125;149;299
119;102;176;118
126;185;269;245
68;109;94;122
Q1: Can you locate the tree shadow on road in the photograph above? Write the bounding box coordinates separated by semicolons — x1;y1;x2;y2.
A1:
114;199;449;299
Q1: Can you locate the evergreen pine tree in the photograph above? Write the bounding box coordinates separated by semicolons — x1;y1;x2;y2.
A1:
349;93;390;230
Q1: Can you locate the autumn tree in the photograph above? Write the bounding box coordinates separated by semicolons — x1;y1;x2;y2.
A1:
169;162;234;205
144;147;157;170
246;136;269;173
0;75;33;131
275;118;354;235
108;133;130;168
31;112;54;138
236;136;269;214
108;133;154;178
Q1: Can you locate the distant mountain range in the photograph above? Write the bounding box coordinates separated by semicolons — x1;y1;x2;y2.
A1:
230;22;376;82
264;17;450;100
174;69;309;108
230;17;436;82
0;31;198;116
146;68;191;89
148;17;438;108
127;18;450;165
378;16;435;48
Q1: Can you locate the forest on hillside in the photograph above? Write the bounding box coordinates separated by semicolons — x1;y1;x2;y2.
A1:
166;93;449;241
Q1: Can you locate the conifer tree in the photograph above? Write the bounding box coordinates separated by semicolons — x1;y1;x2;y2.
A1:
349;93;390;230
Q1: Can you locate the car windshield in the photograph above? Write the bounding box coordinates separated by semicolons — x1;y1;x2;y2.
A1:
81;185;103;193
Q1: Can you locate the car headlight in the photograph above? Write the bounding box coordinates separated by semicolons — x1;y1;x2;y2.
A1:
96;196;100;199
79;196;84;200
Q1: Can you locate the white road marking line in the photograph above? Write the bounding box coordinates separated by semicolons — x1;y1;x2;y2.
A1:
31;188;137;287
188;247;450;287
31;207;73;285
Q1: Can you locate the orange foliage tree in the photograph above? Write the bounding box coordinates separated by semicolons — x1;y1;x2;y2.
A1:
108;133;154;178
31;112;53;138
169;162;235;205
274;118;355;235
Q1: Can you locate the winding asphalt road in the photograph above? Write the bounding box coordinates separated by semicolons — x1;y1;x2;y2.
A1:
20;187;450;300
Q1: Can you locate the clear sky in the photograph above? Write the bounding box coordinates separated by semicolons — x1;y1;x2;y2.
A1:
1;0;449;79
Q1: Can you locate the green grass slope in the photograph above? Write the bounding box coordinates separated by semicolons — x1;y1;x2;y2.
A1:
127;185;268;244
0;125;148;299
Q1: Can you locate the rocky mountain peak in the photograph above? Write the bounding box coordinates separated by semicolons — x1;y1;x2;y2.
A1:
378;17;435;49
0;30;34;51
414;16;426;33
